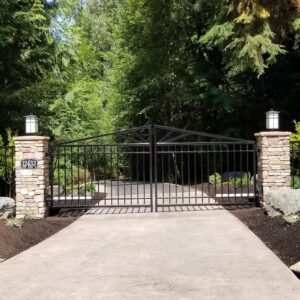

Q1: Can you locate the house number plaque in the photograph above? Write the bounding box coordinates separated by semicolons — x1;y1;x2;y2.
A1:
21;159;38;169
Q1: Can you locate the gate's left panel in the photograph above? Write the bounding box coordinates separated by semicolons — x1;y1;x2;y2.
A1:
48;142;152;213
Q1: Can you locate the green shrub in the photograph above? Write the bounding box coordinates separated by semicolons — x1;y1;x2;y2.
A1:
0;129;15;179
209;173;222;187
66;182;96;196
6;218;24;228
53;166;91;186
283;214;300;224
291;176;300;189
228;172;251;188
290;120;300;142
209;172;251;188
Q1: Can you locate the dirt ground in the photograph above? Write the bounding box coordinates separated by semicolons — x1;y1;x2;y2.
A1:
0;217;76;261
230;207;300;267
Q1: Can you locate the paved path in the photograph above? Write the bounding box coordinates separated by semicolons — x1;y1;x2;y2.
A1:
0;210;299;299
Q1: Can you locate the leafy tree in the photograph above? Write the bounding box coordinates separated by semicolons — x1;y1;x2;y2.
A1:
0;0;57;134
199;0;300;77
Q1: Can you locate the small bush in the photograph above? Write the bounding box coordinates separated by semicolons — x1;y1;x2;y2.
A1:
23;211;34;220
66;182;96;196
53;166;91;186
283;214;300;225
6;218;24;228
291;176;300;189
229;172;251;188
209;173;222;187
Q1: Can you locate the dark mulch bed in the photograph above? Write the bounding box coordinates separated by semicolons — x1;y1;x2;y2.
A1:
0;217;76;261
230;207;300;267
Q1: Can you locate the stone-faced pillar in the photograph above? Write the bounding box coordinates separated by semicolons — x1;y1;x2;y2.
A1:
14;136;50;219
255;131;291;204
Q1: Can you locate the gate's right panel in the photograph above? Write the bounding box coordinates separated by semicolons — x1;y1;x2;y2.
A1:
155;142;257;211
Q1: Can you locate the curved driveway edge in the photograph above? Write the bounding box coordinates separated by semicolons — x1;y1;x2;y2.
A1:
0;210;299;299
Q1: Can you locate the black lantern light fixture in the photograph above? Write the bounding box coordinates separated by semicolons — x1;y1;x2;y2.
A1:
25;114;38;134
266;109;280;130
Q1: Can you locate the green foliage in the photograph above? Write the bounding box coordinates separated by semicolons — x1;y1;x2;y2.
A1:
53;165;90;186
1;0;300;144
291;176;300;189
66;182;96;196
290;121;300;142
283;214;300;225
6;218;24;229
209;173;222;187
0;0;58;134
228;173;251;188
199;0;297;77
209;172;251;188
0;129;15;181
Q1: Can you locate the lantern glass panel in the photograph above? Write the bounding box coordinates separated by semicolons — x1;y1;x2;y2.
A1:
25;115;38;134
266;110;279;130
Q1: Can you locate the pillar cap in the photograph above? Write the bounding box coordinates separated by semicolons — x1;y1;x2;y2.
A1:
255;131;291;137
14;136;50;141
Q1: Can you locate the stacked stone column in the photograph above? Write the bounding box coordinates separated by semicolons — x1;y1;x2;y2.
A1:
14;136;50;219
255;131;291;204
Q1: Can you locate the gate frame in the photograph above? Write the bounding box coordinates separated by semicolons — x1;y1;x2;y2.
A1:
47;125;258;212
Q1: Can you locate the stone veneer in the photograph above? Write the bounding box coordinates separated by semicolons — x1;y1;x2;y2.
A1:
255;131;291;204
14;136;50;219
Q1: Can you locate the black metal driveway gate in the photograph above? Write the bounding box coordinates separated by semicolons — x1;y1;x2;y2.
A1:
48;125;257;212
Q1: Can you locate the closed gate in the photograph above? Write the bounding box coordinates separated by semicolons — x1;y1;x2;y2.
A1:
48;125;257;212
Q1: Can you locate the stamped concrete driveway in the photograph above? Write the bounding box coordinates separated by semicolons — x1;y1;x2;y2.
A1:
0;210;299;300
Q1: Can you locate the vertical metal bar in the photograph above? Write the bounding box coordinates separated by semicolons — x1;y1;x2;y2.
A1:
84;145;87;204
64;146;67;205
220;144;223;204
187;144;191;204
110;146;113;206
117;146;120;205
149;126;154;212
90;146;93;205
168;145;171;206
240;144;243;202
70;146;74;201
181;144;184;204
129;148;133;206
227;145;230;204
4;147;7;196
143;146;146;206
153;125;158;212
103;146;106;206
161;145;164;206
246;144;250;199
233;144;237;203
57;147;61;203
291;143;294;188
213;144;217;202
50;146;54;206
11;147;15;199
136;146;139;206
96;145;100;206
77;145;80;205
200;146;204;204
253;143;257;204
123;146;127;207
207;146;210;204
174;145;178;205
194;145;197;204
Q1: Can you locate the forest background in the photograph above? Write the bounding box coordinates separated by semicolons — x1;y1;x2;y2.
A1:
1;0;300;142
